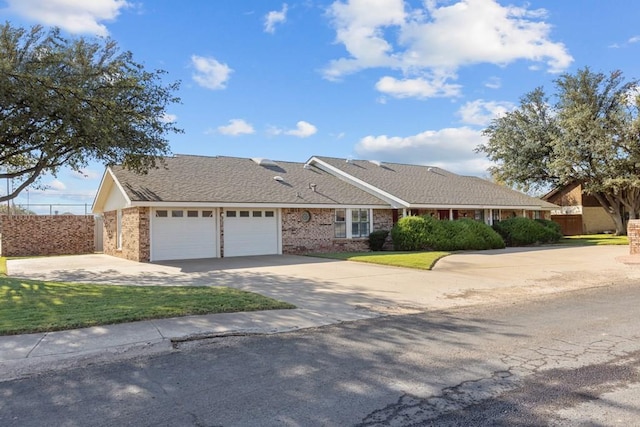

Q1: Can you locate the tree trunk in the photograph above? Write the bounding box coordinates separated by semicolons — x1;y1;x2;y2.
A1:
593;192;627;235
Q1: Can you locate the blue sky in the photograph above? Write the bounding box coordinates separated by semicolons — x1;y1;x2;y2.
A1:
2;0;640;213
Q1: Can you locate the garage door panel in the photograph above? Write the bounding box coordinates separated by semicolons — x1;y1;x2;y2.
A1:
152;215;217;261
224;211;279;257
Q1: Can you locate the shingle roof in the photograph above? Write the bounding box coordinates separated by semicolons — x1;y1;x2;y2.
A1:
110;155;388;206
313;156;556;208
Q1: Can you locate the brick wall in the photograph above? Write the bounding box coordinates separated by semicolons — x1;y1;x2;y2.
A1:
628;220;640;255
0;215;95;257
103;207;150;262
281;208;393;254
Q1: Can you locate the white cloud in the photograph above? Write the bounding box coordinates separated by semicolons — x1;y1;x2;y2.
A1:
4;0;130;36
191;55;233;90
72;169;101;180
484;76;501;89
629;36;640;44
264;3;288;34
285;121;318;137
324;0;573;98
354;126;491;175
270;121;318;138
375;75;462;99
159;113;177;123
217;119;255;136
457;99;514;126
48;179;67;191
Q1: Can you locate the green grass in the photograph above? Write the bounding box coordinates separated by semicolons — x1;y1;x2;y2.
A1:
313;251;451;270
0;277;295;336
559;234;629;246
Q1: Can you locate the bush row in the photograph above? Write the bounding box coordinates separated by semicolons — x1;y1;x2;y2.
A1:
370;215;562;251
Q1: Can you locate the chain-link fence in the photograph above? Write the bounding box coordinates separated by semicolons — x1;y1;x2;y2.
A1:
1;203;93;216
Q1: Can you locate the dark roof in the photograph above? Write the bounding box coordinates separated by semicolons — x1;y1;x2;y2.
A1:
313;156;556;208
110;155;388;206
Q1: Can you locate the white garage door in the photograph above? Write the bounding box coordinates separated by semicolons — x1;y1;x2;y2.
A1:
151;209;217;261
224;209;279;257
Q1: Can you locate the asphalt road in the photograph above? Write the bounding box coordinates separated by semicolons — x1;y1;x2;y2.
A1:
2;283;640;426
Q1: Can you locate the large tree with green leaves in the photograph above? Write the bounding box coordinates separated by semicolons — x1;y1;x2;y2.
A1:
478;67;640;234
0;23;181;202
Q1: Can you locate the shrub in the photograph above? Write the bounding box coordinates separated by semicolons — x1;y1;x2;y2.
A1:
391;216;431;251
391;216;506;251
368;230;389;251
535;218;562;235
493;217;562;246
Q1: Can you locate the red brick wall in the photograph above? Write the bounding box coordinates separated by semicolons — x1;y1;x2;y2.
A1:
281;208;393;254
103;207;150;262
628;220;640;255
0;215;95;257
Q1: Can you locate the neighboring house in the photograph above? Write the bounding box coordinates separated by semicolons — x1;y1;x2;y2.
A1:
92;154;557;262
542;182;616;236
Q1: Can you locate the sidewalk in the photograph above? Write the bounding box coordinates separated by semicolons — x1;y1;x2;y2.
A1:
3;246;640;380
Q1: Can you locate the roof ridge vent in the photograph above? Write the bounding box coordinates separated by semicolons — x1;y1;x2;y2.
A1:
273;176;284;182
252;157;279;167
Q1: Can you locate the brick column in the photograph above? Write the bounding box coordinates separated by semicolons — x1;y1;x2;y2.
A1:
628;220;640;255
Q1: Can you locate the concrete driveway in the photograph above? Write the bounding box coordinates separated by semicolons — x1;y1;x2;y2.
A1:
7;245;640;316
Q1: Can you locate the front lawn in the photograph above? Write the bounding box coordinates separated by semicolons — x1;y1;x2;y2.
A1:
0;275;295;335
313;251;450;270
560;234;629;246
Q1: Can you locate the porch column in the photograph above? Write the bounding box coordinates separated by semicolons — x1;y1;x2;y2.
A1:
449;209;453;220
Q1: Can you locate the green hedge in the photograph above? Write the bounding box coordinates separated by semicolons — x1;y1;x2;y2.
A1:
493;217;562;246
391;216;505;251
368;230;389;251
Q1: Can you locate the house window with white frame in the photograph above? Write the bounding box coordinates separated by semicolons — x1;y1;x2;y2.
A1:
334;208;371;238
334;209;346;238
351;208;370;238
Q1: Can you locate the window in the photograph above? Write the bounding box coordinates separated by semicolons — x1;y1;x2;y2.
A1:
334;209;346;238
253;211;262;217
351;208;370;238
203;210;214;218
474;210;484;222
187;210;199;218
239;211;250;217
335;208;372;238
116;209;122;250
226;210;237;217
265;211;275;217
492;210;501;223
171;210;183;218
155;210;168;218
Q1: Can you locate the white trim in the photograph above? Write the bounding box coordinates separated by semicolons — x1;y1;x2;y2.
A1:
406;203;551;210
92;167;133;213
307;157;409;208
131;201;388;209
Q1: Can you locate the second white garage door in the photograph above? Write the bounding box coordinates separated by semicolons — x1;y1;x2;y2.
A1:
224;209;279;257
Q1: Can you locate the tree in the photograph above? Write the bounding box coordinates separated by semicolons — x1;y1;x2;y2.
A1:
478;67;640;235
0;23;181;203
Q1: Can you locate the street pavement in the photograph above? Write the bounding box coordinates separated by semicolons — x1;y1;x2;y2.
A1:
2;245;640;380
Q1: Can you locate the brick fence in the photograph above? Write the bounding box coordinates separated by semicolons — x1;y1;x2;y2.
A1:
628;220;640;255
0;215;95;257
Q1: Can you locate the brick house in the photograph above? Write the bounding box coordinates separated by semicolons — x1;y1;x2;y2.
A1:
92;155;557;262
542;182;616;235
